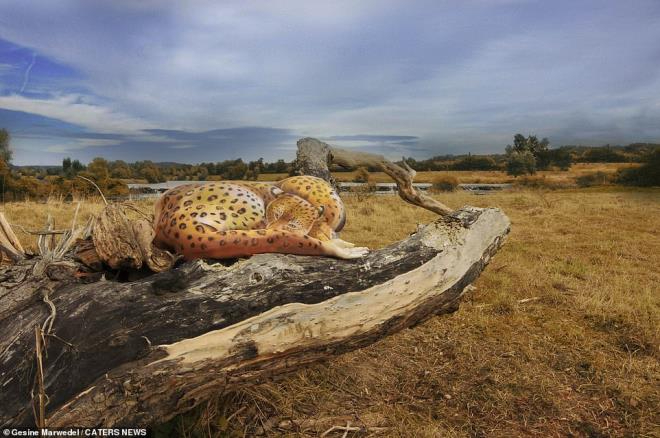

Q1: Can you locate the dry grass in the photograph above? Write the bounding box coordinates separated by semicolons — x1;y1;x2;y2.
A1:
1;185;658;436
0;196;153;252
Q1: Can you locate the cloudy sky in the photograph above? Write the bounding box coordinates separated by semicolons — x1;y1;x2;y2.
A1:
0;1;659;165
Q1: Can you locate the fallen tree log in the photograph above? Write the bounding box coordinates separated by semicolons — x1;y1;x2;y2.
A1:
0;205;509;426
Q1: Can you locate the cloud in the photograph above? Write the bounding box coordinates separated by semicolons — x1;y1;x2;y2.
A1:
168;144;196;149
19;52;36;93
1;0;660;165
324;135;419;142
45;138;120;153
0;94;154;134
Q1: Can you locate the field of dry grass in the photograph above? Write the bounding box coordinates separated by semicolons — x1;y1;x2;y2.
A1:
1;185;658;436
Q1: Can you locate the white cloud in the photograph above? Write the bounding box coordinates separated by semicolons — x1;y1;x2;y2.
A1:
0;93;154;134
44;138;120;153
1;0;659;158
168;144;196;149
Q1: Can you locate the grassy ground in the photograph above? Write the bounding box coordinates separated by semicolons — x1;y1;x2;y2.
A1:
1;186;658;436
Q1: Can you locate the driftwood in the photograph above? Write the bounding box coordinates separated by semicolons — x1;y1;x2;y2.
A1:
0;137;510;426
0;205;510;426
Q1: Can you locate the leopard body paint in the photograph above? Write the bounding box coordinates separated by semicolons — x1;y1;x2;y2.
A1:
153;176;365;260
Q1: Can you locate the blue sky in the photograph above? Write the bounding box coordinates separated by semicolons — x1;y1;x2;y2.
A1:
0;1;659;165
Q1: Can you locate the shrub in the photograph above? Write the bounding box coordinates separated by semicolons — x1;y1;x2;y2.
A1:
581;147;627;163
575;171;611;187
514;176;569;190
506;150;537;176
451;155;498;171
353;167;371;183
616;150;660;186
432;174;459;192
350;183;376;202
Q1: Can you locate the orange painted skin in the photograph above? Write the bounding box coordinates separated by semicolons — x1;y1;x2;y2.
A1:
153;176;367;260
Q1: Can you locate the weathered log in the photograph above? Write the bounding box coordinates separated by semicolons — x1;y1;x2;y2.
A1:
0;205;509;426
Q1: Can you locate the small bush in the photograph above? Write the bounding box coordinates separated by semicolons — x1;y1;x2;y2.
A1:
352;167;371;183
514;176;568;190
432;174;459;192
575;171;611;187
350;183;376;202
615;150;660;186
506;150;537;176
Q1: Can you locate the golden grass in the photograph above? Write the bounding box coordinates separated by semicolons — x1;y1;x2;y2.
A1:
0;197;154;251
1;185;658;436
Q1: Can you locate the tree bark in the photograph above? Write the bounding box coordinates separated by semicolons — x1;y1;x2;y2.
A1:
0;206;510;426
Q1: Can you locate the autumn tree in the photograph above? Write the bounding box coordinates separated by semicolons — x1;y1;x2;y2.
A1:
110;160;133;179
87;157;110;183
0;128;12;163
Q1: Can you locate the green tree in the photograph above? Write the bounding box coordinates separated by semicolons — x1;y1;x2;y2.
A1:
507;134;551;169
451;155;498;171
273;159;288;173
506;150;536;176
246;158;263;180
62;157;72;174
548;147;573;170
72;159;85;173
224;160;248;180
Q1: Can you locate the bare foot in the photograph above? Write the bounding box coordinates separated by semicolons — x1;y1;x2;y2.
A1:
331;238;356;248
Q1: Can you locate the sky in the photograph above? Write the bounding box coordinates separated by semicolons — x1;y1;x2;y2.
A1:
0;1;659;165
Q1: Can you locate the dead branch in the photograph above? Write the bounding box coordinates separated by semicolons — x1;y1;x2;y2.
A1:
295;137;454;216
0;212;24;263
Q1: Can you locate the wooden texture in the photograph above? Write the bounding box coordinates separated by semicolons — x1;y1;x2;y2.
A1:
0;205;510;426
90;204;178;272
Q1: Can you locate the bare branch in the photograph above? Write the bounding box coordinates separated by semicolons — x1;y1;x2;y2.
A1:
76;175;108;205
296;137;453;216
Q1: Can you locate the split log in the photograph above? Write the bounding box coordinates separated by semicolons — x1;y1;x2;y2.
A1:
0;206;510;426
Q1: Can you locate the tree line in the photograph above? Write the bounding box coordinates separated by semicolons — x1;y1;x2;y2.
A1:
1;127;658;201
